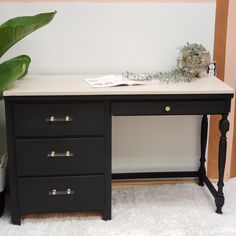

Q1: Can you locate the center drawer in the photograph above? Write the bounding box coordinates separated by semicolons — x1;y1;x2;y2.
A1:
14;103;105;137
111;100;226;115
18;175;105;214
16;138;105;176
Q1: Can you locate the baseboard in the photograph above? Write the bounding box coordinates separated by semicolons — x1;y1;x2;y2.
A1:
112;178;199;189
112;175;232;189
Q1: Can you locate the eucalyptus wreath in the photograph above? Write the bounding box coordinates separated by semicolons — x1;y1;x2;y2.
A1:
122;43;211;83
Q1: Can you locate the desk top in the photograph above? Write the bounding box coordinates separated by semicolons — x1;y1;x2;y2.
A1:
3;75;234;96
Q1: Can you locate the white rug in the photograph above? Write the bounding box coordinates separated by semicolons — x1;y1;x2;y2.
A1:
1;179;236;236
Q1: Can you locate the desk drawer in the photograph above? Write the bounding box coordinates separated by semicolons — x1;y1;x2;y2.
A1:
112;100;227;115
16;138;105;176
14;103;104;137
18;175;104;214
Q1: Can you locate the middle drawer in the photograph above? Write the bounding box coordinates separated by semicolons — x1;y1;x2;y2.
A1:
16;138;105;176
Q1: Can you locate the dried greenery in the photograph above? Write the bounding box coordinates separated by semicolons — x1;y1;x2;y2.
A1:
124;43;211;84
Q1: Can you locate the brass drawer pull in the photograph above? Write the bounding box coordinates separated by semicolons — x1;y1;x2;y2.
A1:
165;106;171;112
47;150;74;158
49;188;74;196
46;116;73;122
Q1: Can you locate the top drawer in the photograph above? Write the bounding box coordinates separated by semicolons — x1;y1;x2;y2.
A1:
111;100;227;116
14;103;104;137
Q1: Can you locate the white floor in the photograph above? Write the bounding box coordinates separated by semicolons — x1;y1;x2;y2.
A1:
1;179;236;236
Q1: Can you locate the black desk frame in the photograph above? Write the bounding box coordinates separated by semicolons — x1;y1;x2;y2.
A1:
5;92;233;224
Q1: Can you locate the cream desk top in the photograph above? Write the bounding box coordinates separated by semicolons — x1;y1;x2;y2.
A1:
3;75;234;96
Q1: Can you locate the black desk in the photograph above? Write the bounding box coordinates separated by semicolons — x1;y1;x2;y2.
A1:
4;75;234;224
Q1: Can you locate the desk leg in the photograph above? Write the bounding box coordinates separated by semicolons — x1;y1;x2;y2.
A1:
215;114;229;214
103;101;112;220
198;115;208;186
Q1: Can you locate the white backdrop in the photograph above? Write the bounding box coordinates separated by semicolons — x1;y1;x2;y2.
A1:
0;2;216;172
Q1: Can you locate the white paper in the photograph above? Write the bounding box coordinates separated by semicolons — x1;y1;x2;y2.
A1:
85;75;154;88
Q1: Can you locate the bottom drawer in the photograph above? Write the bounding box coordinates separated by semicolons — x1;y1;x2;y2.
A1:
18;175;104;214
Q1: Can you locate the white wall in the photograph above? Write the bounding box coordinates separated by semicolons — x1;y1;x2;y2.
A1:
0;2;216;173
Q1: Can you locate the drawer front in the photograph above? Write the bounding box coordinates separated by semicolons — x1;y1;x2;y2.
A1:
14;103;104;137
18;176;105;214
16;138;104;176
111;100;227;116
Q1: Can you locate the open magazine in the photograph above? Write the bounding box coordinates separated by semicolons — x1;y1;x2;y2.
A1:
85;75;153;88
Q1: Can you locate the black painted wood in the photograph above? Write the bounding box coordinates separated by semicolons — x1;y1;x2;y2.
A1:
18;175;105;214
4;93;234;103
103;101;112;220
203;175;217;198
4;92;234;224
198;115;208;186
5;102;21;225
215;114;229;214
16;138;105;176
111;101;227;116
0;191;5;217
14;103;105;137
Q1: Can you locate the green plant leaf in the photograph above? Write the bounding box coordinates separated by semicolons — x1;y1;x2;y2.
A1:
0;55;31;95
0;11;56;58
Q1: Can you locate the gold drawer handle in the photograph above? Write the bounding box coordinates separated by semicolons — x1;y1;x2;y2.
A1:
49;188;75;196
46;116;73;122
48;150;74;158
50;151;56;157
65;116;71;122
165;106;171;112
66;151;71;157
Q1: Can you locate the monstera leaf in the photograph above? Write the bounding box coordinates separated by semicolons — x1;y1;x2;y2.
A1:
0;55;31;95
0;11;56;58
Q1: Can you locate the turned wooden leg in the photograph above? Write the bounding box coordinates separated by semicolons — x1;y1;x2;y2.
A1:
198;115;208;186
11;214;21;225
215;114;229;214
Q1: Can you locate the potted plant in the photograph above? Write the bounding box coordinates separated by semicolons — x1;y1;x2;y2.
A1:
0;11;56;217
